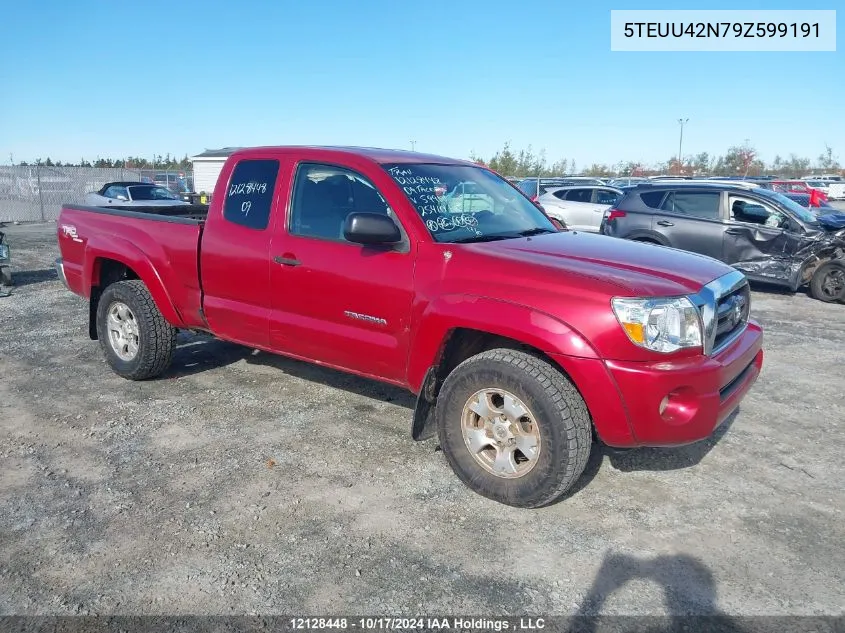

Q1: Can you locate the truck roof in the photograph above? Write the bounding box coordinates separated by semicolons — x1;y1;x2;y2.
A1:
229;145;477;166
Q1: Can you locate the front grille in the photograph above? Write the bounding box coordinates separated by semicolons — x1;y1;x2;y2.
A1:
713;283;750;351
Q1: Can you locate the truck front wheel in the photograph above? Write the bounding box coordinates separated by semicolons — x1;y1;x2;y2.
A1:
436;348;592;508
95;280;176;380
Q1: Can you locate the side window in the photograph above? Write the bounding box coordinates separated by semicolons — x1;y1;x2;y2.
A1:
661;191;721;219
552;190;567;201
223;159;279;230
640;191;666;208
289;163;391;241
729;195;783;227
594;189;621;205
106;186;128;200
565;188;592;203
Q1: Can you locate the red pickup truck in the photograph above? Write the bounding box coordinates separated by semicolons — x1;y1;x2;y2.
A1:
56;146;763;508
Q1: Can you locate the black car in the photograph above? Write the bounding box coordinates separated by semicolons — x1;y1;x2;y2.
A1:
600;182;845;302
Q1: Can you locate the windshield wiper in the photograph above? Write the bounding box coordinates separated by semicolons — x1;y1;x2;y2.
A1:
450;234;517;244
516;228;558;237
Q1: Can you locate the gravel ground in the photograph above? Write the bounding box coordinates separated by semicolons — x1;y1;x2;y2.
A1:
0;222;843;618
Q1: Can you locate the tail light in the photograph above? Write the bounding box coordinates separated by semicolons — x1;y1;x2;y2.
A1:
606;209;627;222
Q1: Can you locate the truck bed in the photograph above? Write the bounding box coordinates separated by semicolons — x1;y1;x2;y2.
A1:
57;203;207;329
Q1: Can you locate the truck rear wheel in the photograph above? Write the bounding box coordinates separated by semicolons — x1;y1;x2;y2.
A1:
96;280;176;380
436;348;592;508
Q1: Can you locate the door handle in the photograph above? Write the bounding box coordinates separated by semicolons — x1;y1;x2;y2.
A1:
725;228;743;235
656;220;674;227
273;255;301;267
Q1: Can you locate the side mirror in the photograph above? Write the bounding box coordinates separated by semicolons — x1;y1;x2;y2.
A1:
549;217;566;231
343;212;402;245
115;195;128;201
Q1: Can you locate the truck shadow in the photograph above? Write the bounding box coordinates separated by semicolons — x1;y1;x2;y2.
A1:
169;333;739;478
599;407;740;473
168;332;416;409
575;551;747;631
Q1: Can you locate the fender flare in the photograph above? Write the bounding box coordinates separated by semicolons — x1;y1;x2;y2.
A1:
84;235;185;327
406;294;599;394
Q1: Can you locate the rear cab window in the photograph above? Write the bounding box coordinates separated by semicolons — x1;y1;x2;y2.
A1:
223;159;280;230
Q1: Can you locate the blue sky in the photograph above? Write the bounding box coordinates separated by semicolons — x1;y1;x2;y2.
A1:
0;0;841;167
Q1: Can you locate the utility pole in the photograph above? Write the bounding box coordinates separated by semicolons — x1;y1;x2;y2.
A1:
410;140;417;152
677;118;688;175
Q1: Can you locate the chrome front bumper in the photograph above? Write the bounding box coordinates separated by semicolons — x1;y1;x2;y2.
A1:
55;258;69;289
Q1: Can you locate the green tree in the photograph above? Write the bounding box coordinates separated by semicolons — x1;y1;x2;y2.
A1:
785;154;811;178
692;152;711;175
817;145;840;171
488;142;519;177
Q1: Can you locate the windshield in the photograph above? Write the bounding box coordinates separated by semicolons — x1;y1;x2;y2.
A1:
128;185;180;201
756;188;818;224
383;163;556;243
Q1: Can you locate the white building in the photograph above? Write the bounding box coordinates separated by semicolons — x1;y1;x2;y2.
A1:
190;147;241;194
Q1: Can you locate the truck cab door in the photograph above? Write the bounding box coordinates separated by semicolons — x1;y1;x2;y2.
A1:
268;161;415;383
722;194;801;285
200;157;284;348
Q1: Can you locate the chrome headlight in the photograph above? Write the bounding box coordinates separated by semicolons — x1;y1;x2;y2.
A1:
611;296;702;353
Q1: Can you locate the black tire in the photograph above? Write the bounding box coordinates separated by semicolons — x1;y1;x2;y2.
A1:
96;280;176;380
436;348;592;508
0;266;11;286
810;262;845;303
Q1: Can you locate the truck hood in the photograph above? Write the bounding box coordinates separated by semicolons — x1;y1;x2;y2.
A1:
477;232;732;295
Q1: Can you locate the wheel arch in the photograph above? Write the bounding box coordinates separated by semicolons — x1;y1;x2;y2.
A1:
85;240;184;340
408;296;600;441
627;231;669;246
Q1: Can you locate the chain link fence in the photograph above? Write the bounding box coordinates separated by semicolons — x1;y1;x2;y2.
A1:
0;166;194;222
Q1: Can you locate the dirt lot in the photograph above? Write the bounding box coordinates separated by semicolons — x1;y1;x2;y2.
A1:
1;222;843;618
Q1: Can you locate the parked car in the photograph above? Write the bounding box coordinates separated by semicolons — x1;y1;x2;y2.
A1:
516;178;572;200
827;182;845;200
600;182;845;302
782;193;835;210
761;180;829;203
84;182;191;207
802;174;843;182
154;172;194;194
56;146;763;508
608;177;649;187
516;177;606;200
537;185;623;232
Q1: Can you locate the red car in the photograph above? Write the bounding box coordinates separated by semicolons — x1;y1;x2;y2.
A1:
769;180;828;205
55;146;763;508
